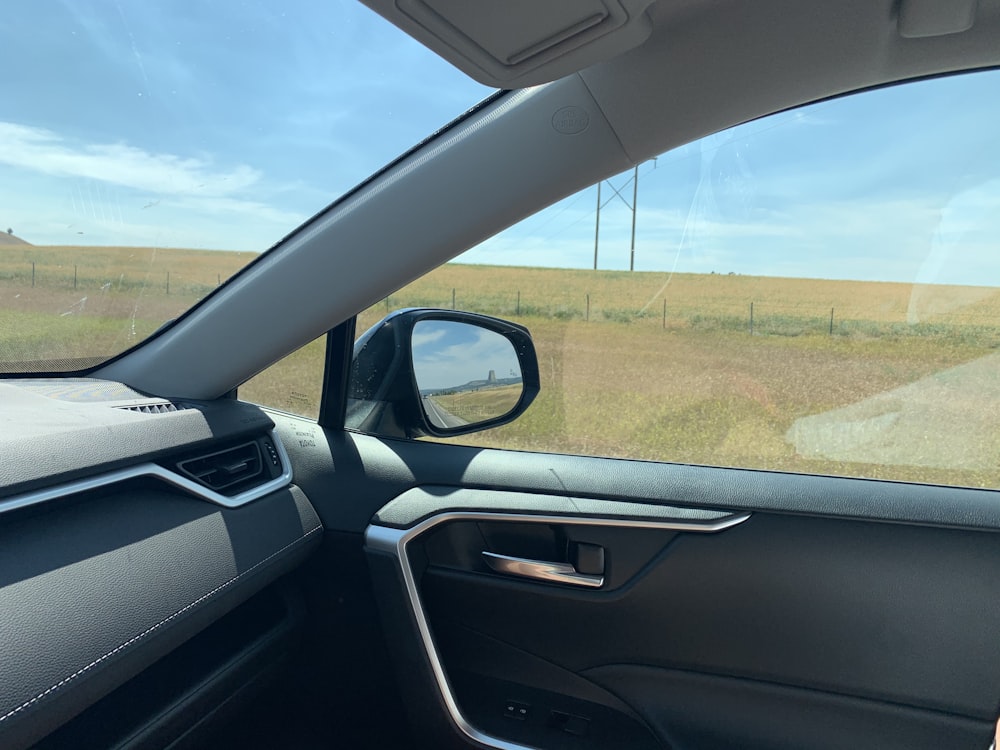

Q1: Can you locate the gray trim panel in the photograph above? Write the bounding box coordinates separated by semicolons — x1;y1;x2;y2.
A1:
0;431;293;515
372;486;739;529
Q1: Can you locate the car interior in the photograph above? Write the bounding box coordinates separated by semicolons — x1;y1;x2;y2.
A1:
3;1;1000;749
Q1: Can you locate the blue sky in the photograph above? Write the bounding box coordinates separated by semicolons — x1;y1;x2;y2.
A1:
464;71;1000;286
412;320;521;390
0;0;489;250
2;2;999;287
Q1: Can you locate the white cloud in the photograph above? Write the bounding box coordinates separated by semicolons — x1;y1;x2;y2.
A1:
412;327;447;349
166;195;305;227
0;122;314;250
459;189;1000;287
414;327;520;389
0;122;260;198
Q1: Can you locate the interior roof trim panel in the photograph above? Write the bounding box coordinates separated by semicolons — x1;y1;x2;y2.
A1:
365;508;750;750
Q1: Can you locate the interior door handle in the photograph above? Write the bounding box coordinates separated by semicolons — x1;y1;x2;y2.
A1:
481;551;604;588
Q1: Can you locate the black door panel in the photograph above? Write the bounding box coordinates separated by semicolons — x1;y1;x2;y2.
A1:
273;422;1000;748
370;508;1000;749
586;666;988;750
274;423;1000;534
420;514;1000;717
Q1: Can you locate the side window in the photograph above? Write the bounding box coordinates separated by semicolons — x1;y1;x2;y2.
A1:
240;334;326;419
356;69;1000;490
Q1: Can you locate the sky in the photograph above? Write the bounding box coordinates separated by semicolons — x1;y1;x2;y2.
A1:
2;2;999;286
463;72;1000;286
0;0;490;251
411;320;521;390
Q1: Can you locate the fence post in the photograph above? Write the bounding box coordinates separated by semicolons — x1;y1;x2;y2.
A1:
451;288;456;309
385;296;390;312
663;299;667;330
749;302;754;335
516;290;520;316
586;294;590;321
217;273;221;287
829;307;834;335
74;265;78;290
166;272;170;295
31;262;35;288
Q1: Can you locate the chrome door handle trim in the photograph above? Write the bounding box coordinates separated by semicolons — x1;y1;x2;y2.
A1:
482;551;604;588
365;509;750;750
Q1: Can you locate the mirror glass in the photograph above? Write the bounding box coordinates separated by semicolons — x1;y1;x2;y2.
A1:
411;320;523;430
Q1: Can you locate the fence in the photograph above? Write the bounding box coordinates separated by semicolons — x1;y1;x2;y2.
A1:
372;287;1000;344
6;259;1000;345
0;261;226;297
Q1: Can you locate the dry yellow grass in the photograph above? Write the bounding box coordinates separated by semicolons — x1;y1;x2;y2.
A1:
5;247;1000;490
0;245;253;287
355;263;1000;489
363;263;1000;330
0;245;256;367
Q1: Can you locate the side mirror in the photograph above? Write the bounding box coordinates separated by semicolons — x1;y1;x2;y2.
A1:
345;309;540;439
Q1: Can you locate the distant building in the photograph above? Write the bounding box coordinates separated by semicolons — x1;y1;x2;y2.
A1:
487;369;497;383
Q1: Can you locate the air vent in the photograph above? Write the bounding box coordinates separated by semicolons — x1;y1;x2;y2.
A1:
177;442;264;494
116;401;183;415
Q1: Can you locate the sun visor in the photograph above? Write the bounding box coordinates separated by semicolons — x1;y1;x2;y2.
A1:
897;0;978;38
359;0;656;88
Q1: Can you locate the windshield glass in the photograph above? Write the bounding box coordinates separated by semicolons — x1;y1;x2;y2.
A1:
0;0;489;373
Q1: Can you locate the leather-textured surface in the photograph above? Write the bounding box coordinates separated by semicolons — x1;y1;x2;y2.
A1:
421;513;1000;718
585;665;992;750
0;484;322;750
275;422;1000;533
0;388;275;497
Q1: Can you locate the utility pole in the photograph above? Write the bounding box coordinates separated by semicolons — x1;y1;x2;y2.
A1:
629;164;639;271
593;181;601;270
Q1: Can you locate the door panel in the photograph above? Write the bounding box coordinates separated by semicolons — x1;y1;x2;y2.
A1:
275;423;1000;536
583;667;987;750
274;422;1000;749
420;513;1000;716
368;505;1000;749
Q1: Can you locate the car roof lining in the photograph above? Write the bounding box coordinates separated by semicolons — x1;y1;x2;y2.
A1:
359;0;658;88
95;0;1000;399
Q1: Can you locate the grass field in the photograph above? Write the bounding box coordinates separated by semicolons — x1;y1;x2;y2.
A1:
0;245;254;367
5;245;1000;489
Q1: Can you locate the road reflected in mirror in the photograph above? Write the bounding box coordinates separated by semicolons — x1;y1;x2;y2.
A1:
412;320;523;430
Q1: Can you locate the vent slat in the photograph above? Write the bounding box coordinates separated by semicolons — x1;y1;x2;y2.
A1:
177;442;265;494
116;402;185;414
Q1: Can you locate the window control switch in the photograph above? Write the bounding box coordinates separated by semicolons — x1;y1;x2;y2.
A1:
504;700;530;720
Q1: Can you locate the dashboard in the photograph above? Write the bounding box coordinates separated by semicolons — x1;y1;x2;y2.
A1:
0;379;322;749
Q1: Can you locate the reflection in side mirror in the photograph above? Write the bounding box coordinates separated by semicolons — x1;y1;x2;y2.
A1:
412;320;524;430
345;308;539;440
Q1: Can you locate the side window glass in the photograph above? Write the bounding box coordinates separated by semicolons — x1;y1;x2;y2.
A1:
240;335;325;419
356;69;1000;490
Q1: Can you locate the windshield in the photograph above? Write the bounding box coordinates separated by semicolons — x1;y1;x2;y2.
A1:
0;0;489;373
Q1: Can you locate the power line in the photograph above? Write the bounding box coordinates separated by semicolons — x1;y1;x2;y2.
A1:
594;159;656;270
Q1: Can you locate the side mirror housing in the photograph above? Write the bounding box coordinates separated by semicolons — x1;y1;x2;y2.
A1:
345;309;540;439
